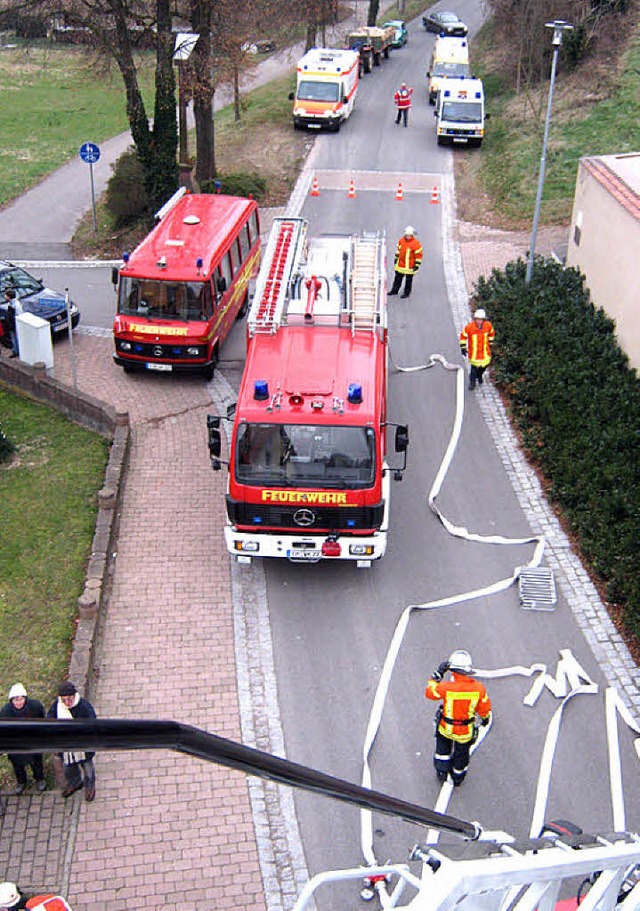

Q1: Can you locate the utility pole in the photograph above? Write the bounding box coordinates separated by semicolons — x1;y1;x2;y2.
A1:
525;20;573;284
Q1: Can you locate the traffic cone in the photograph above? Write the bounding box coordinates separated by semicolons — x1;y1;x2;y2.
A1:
347;178;356;199
395;181;404;201
310;175;320;197
430;184;440;205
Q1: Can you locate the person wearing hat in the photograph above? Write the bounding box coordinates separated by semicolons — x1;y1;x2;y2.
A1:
0;882;73;910
393;81;413;126
459;307;496;391
46;682;97;802
388;226;423;298
0;684;46;794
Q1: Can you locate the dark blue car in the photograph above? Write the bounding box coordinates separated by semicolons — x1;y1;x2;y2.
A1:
0;262;80;340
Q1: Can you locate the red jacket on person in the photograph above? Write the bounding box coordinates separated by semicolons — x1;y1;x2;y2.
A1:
394;86;413;110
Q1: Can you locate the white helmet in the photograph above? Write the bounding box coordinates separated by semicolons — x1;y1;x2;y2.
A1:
0;882;21;908
474;308;486;320
448;649;473;674
8;683;27;700
404;225;415;236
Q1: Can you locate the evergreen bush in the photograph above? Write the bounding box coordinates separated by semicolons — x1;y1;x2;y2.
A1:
200;172;267;202
474;257;640;636
104;148;150;228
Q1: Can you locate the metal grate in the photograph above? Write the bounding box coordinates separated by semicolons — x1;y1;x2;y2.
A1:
519;566;557;611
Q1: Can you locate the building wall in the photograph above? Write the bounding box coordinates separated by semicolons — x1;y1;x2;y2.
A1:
566;156;640;372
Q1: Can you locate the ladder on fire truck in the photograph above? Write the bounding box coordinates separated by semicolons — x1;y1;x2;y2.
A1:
248;217;307;336
349;231;385;335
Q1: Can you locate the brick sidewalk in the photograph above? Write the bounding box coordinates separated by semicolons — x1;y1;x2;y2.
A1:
41;335;264;911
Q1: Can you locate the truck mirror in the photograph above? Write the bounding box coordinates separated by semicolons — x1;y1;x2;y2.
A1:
216;276;227;293
111;267;119;287
288;91;295;101
207;414;222;458
395;425;409;452
426;71;430;78
226;403;236;420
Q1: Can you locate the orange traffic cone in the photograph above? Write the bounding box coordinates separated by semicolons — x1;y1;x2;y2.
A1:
395;181;404;201
310;175;320;197
430;184;440;205
347;179;356;199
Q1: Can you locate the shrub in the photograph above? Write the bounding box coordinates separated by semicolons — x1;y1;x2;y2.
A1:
0;426;16;464
200;172;268;202
104;148;150;228
474;256;640;636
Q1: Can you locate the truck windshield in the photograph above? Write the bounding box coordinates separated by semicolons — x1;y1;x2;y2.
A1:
117;277;213;320
441;101;482;123
235;423;376;488
297;80;340;103
433;62;469;77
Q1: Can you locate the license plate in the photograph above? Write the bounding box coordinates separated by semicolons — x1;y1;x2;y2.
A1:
287;548;321;560
52;321;68;332
146;363;173;372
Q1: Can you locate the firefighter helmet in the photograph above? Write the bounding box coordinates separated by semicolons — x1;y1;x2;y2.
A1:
448;649;473;674
0;882;21;908
404;225;415;236
474;308;486;320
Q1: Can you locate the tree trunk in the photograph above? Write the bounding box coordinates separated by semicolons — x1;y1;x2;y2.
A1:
150;0;179;211
367;0;379;27
191;1;216;186
233;66;241;122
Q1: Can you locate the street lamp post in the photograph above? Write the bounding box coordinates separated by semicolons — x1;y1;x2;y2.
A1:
525;19;573;284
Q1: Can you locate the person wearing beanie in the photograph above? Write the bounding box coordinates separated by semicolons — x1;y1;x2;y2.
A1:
46;682;97;802
0;684;46;794
0;882;73;910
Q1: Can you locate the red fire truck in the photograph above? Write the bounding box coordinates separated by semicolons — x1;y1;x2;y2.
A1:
112;190;260;379
207;216;408;567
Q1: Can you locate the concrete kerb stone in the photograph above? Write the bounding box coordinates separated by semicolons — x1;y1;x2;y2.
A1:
0;356;131;697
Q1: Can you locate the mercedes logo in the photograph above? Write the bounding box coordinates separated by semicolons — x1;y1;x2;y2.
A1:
293;508;316;527
153;346;163;357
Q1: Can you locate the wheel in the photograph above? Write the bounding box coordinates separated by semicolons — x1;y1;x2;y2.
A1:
363;52;372;73
122;363;134;374
203;346;219;381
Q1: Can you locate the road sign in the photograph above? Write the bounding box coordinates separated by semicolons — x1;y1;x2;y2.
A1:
79;142;101;164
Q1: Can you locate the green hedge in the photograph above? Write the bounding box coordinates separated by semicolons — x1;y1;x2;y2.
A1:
474;257;640;636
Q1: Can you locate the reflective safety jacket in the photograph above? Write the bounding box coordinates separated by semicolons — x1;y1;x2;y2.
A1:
394;86;413;110
459;319;495;367
394;235;423;274
26;897;73;911
425;672;492;743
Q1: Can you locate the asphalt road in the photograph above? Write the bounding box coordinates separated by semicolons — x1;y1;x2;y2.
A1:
247;5;640;907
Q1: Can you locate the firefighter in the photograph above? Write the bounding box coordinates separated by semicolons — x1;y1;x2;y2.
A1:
0;882;73;909
394;82;413;127
460;308;495;391
425;650;492;786
388;226;423;298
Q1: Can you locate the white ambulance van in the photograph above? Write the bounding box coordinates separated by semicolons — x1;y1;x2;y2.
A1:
434;76;487;147
290;48;359;132
427;36;470;105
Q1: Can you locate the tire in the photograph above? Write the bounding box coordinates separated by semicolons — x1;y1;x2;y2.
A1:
373;51;381;66
122;363;134;374
363;52;372;73
383;47;389;59
203;345;219;381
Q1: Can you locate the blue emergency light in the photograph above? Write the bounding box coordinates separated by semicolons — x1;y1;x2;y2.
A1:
254;380;269;401
347;383;363;404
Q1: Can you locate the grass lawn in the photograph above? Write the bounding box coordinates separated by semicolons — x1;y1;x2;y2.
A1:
0;43;154;209
0;392;108;785
455;18;640;227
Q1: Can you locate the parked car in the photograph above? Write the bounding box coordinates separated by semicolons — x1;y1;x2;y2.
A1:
241;39;277;54
0;262;80;340
383;20;408;48
422;10;468;36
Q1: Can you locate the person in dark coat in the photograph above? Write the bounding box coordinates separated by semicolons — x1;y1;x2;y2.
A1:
0;684;46;794
47;681;97;801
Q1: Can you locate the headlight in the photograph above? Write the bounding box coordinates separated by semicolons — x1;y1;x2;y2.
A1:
119;341;132;351
234;541;259;553
186;347;201;356
350;544;374;556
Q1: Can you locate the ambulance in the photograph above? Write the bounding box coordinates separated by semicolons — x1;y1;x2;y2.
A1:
290;48;359;132
427;35;470;105
434;76;487;147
